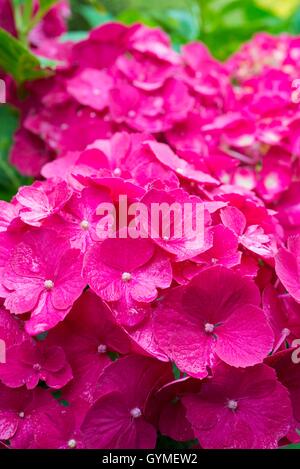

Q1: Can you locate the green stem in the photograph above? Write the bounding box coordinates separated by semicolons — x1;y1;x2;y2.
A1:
23;0;33;26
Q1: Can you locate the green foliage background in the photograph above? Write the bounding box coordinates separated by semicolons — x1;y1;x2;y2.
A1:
68;0;300;59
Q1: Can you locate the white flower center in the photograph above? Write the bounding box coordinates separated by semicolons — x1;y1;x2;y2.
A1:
227;399;238;411
44;279;54;290
122;272;132;282
113;167;122;176
128;110;136;118
264;173;279;190
130;407;142;418
19;411;25;418
204;323;215;333
33;363;41;371
68;439;77;449
80;220;89;230
97;344;107;354
282;328;291;336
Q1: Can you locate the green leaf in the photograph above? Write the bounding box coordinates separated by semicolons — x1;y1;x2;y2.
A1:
0;104;32;200
39;0;58;12
0;28;51;83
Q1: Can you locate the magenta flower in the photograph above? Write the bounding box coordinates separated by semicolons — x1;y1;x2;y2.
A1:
3;229;85;335
275;235;300;302
80;356;172;449
48;290;131;403
144;140;218;185
83;237;172;305
140;188;209;261
0;231;20;297
1;19;300;450
109;78;194;133
0;385;84;449
268;349;300;442
0;385;64;447
10;129;53;177
50;186;112;252
115;54;176;91
154;266;274;378
182;363;292;448
220;205;277;258
0;339;72;390
67;69;113;111
16;180;72;227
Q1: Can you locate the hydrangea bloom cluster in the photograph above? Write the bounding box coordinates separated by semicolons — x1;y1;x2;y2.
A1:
1;22;300;449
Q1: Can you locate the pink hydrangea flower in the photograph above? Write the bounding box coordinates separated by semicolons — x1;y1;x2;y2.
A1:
268;349;300;442
109;78;194;133
0;386;84;449
83;236;172;306
154;266;274;378
3;229;85;335
47;290;131;404
49;186;112;252
182;363;292;448
139;188;209;261
220;205;277;258
16;180;72;227
67;69;113;111
1;19;300;450
10;129;53;177
80;356;172;449
0;339;72;390
156;378;201;442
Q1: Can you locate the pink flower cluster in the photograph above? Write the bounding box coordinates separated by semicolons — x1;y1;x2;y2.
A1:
1;23;300;449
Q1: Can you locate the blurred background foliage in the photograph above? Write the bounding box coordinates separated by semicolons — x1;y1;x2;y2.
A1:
67;0;300;59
